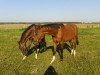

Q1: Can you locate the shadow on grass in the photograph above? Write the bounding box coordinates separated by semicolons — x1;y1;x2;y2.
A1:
63;43;71;53
27;43;71;56
27;43;47;56
44;66;58;75
28;46;36;55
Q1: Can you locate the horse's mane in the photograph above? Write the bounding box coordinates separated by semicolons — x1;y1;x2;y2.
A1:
20;24;36;43
19;23;64;43
39;23;64;30
33;23;64;39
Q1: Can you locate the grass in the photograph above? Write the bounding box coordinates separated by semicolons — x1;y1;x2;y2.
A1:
0;27;100;75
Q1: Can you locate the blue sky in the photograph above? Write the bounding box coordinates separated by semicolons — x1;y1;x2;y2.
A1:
0;0;100;22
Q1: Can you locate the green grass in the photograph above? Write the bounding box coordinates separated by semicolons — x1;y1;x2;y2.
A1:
0;28;100;75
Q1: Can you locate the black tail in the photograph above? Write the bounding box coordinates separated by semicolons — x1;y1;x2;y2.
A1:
76;40;79;45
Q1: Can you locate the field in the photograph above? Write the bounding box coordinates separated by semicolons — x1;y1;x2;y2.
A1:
0;24;100;75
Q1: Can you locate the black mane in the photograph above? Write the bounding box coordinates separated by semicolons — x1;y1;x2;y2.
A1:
38;23;64;30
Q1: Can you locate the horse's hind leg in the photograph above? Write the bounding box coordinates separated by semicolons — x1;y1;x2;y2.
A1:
69;40;74;55
73;38;77;56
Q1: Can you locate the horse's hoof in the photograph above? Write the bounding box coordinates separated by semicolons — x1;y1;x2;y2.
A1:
35;53;38;59
73;50;76;56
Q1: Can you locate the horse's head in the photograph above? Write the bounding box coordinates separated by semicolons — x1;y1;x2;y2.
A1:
18;41;28;57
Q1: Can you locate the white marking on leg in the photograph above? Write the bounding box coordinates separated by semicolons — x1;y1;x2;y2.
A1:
35;53;38;59
73;50;76;56
37;49;39;52
35;49;39;59
71;49;74;55
22;56;27;60
50;56;55;65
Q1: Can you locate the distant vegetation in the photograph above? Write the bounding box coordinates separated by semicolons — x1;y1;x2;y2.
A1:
0;23;100;29
0;22;100;24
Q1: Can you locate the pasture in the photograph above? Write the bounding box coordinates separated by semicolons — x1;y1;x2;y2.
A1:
0;24;100;75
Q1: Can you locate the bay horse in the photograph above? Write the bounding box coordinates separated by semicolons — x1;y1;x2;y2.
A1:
18;24;46;60
32;23;79;64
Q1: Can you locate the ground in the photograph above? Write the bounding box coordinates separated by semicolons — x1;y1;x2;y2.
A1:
0;27;100;75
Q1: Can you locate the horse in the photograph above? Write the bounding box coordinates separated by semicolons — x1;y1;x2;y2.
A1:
18;24;46;60
32;23;79;64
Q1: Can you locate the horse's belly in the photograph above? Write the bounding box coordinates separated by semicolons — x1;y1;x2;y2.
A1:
63;33;74;41
62;37;72;41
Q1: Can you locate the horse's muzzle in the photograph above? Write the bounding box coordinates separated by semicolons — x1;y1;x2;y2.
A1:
22;55;27;60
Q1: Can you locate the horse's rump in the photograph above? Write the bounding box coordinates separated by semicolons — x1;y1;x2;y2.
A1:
63;24;79;45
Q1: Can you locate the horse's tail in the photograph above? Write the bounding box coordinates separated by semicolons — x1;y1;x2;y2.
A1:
75;24;79;45
76;29;79;45
76;39;79;45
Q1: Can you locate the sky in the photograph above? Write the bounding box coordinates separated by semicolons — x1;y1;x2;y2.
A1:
0;0;100;22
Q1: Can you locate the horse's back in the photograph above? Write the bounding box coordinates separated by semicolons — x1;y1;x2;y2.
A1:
64;23;78;35
69;24;78;35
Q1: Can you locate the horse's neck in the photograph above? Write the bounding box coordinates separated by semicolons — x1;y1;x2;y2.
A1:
19;38;26;45
20;33;29;45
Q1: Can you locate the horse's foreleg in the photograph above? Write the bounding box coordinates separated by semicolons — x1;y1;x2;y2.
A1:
40;37;46;51
50;41;57;64
35;49;39;59
35;45;40;59
43;41;46;51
